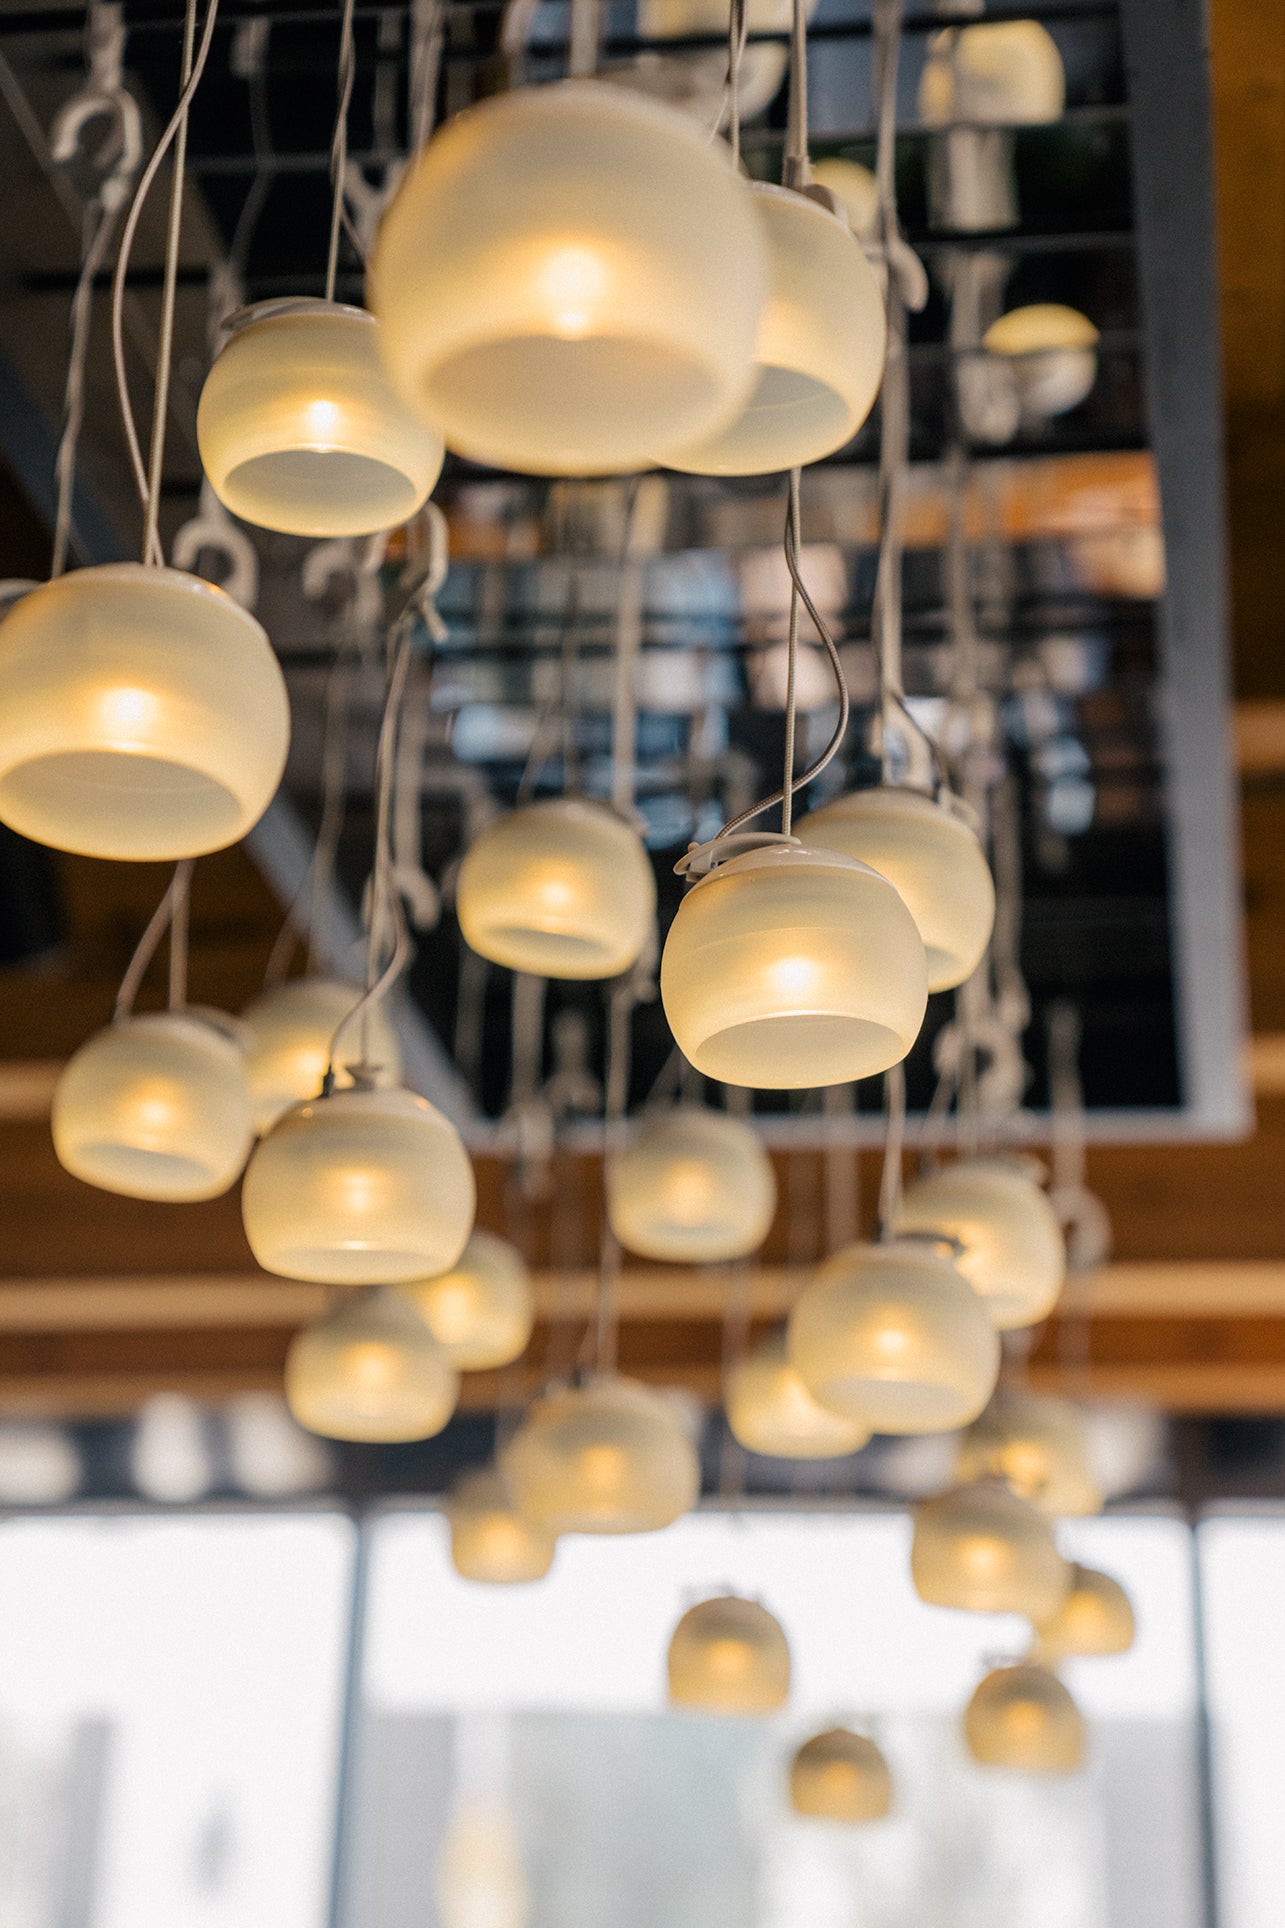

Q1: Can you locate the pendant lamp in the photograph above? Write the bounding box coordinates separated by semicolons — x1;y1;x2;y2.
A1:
405;1230;534;1371
370;81;768;476
667;1595;791;1714
660;843;928;1089
982;304;1099;420
52;1010;253;1201
895;1158;1066;1331
240;977;402;1134
809;159;879;238
242;1083;475;1285
911;1481;1071;1618
788;1240;1000;1434
789;1728;891;1822
963;1663;1085;1774
607;1106;777;1263
0;565;289;861
803;787;995;993
919;21;1066;127
500;1374;699;1535
285;1284;459;1442
197;301;445;537
957;1387;1102;1518
436;1800;530;1928
446;1467;557;1584
1033;1563;1134;1661
662;184;886;476
725;1336;870;1460
456;798;657;981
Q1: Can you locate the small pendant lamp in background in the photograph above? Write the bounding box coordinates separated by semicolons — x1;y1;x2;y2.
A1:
500;1375;700;1536
607;1105;777;1264
285;1284;459;1442
404;1230;535;1372
789;1728;892;1822
981;303;1099;422
963;1662;1085;1774
667;1595;791;1715
895;1157;1067;1331
435;1714;530;1928
957;1386;1103;1518
446;1467;557;1584
911;1480;1071;1619
240;976;402;1134
1032;1563;1135;1661
919;20;1066;127
725;1336;870;1460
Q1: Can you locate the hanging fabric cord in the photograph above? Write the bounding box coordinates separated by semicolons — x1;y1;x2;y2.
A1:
113;859;195;1021
325;0;358;300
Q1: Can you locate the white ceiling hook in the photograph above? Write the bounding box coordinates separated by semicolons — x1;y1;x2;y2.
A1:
170;481;260;609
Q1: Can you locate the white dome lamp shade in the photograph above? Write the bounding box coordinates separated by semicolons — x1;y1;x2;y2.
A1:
803;787;995;993
1033;1564;1135;1662
500;1374;700;1535
919;21;1066;128
606;1106;777;1264
787;1240;1000;1434
667;1595;791;1715
0;565;289;861
982;304;1099;421
895;1157;1067;1331
197;300;445;538
52;1010;254;1202
964;1663;1085;1774
662;183;886;476
370;81;768;476
789;1729;892;1822
240;977;403;1134
957;1387;1103;1518
633;0;813;126
446;1467;557;1584
725;1336;870;1460
456;798;657;981
911;1480;1071;1619
404;1230;535;1372
660;843;928;1090
285;1285;459;1443
241;1084;476;1285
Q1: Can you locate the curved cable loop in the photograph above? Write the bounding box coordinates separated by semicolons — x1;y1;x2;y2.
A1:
113;860;195;1021
170;477;260;608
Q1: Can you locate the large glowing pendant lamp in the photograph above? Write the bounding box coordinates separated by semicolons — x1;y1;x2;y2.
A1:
607;1106;777;1263
725;1337;870;1460
964;1663;1085;1774
919;21;1065;127
285;1285;459;1442
52;1011;253;1201
911;1481;1070;1619
983;304;1099;420
405;1230;534;1371
197;300;444;537
500;1374;699;1535
0;565;289;860
240;977;402;1134
895;1157;1066;1331
803;787;995;993
242;1084;475;1285
370;81;768;476
788;1240;1000;1434
667;1595;790;1714
789;1728;891;1823
957;1387;1102;1518
446;1467;557;1584
660;844;927;1089
1034;1564;1134;1661
457;799;656;981
663;184;886;476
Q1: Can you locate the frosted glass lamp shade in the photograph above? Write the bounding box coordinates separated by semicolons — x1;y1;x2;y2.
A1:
52;1011;253;1201
663;184;886;475
457;799;656;980
895;1158;1067;1330
240;977;402;1134
0;564;289;860
446;1467;557;1583
660;844;927;1089
983;304;1099;419
789;1729;891;1822
803;787;995;993
607;1106;777;1263
370;81;767;476
911;1481;1071;1618
788;1241;1000;1434
667;1595;790;1714
957;1387;1102;1517
285;1285;458;1442
500;1374;699;1535
809;159;879;238
964;1664;1085;1774
404;1231;534;1371
725;1337;870;1460
197;301;444;537
919;22;1066;127
1034;1564;1134;1661
242;1084;475;1284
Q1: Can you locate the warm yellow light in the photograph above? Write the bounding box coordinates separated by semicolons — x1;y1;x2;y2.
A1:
436;1799;530;1928
895;1157;1066;1330
500;1375;699;1535
667;1595;791;1714
911;1481;1071;1618
286;1285;458;1442
957;1387;1102;1518
197;300;444;538
446;1467;557;1584
0;565;289;861
370;81;768;476
240;977;402;1134
1033;1563;1135;1661
789;1728;891;1822
919;21;1066;127
725;1337;870;1460
963;1663;1085;1774
982;303;1099;419
607;1106;777;1263
809;159;879;238
404;1231;534;1371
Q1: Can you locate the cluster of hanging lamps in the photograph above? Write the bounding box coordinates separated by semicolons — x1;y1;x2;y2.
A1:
957;1387;1102;1518
446;1467;558;1584
240;977;402;1134
404;1231;534;1372
911;1480;1070;1619
667;1595;791;1714
500;1375;700;1535
285;1285;459;1442
963;1663;1085;1775
456;798;656;981
918;19;1066;127
1032;1563;1135;1661
895;1157;1067;1331
981;303;1100;421
725;1336;870;1460
789;1728;891;1822
606;1106;776;1264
